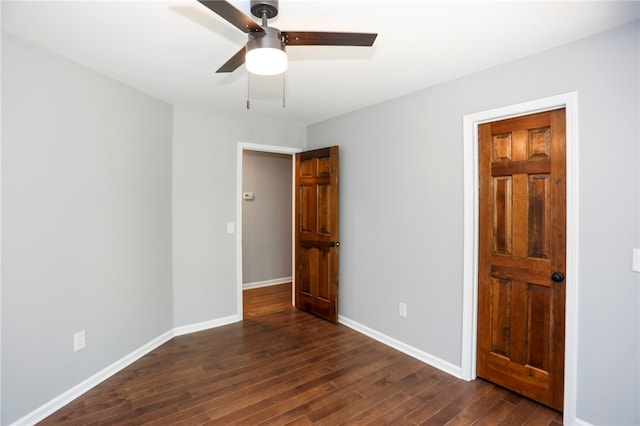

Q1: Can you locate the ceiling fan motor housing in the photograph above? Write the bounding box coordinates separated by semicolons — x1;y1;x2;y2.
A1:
246;26;285;52
251;0;279;19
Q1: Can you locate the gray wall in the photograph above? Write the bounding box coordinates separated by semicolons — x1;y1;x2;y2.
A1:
242;151;292;286
1;34;174;424
172;106;304;327
307;21;640;425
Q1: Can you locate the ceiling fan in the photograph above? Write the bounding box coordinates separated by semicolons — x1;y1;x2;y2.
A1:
197;0;378;76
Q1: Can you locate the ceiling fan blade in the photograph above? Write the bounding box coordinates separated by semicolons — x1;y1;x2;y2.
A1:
198;0;264;33
283;31;377;47
216;46;246;73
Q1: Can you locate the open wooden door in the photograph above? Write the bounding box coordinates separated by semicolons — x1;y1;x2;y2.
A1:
294;146;339;323
477;109;566;411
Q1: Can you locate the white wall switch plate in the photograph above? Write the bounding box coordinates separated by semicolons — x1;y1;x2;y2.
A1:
633;248;640;273
226;222;235;234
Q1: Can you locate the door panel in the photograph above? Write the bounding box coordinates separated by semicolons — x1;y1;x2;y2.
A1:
477;109;566;411
295;147;339;323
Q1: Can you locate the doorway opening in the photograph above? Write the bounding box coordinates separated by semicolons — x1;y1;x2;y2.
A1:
461;92;579;422
236;143;301;320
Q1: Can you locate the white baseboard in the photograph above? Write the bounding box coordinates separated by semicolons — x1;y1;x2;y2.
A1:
14;314;241;426
339;316;604;425
573;418;594;426
14;329;175;426
174;314;239;336
242;277;292;290
338;315;463;379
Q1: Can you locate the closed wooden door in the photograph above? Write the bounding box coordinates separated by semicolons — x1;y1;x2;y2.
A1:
295;146;339;323
477;109;566;411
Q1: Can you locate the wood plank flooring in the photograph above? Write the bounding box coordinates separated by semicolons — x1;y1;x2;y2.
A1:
39;283;562;425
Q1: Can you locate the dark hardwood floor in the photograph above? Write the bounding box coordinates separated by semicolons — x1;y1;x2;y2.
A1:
39;283;562;425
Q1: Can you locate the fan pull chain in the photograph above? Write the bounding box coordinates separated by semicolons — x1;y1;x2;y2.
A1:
246;69;286;109
282;71;286;108
246;72;251;109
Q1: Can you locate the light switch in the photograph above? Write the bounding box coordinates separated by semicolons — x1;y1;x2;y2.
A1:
633;248;640;273
227;222;235;234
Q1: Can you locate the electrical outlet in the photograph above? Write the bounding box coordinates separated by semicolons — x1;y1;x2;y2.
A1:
399;302;407;318
74;331;86;352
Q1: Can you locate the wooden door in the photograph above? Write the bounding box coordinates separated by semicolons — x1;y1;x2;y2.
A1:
477;109;566;411
294;146;339;323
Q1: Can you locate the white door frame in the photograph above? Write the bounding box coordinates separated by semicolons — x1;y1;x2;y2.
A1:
461;92;579;422
236;142;302;319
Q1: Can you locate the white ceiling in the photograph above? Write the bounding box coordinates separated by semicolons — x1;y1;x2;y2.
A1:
2;1;638;125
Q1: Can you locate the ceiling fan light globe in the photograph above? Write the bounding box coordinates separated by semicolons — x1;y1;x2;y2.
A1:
246;47;287;75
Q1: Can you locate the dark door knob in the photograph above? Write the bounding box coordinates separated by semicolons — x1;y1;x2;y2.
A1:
328;241;340;248
551;272;565;282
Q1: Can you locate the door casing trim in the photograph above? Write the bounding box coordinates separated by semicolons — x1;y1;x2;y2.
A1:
236;142;301;320
461;92;579;422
